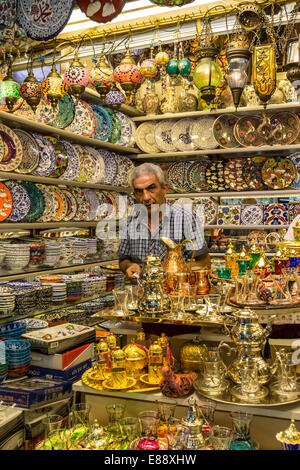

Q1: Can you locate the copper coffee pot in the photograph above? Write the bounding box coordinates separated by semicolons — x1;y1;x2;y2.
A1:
160;237;195;294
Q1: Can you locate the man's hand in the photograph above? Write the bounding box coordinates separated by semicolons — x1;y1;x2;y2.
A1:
126;263;141;279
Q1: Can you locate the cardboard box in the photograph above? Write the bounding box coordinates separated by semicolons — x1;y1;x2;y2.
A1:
0;377;73;409
28;359;92;382
30;343;94;370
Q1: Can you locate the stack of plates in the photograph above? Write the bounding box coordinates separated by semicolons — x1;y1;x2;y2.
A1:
35;285;53;311
5;339;31;379
0;361;7;383
89;276;107;296
81;278;96;298
24;319;48;330
0;287;15;318
0;321;27;341
48;282;67;306
27;240;46;266
87;238;98;258
58;238;75;265
64;308;87;325
69;238;88;262
13;289;36;316
5;244;30;270
64;278;83;303
44;242;61;267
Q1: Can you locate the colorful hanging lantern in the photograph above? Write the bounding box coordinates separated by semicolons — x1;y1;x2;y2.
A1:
104;85;126;107
89;56;114;102
41;64;68;110
178;58;191;77
155;51;170;67
0;61;21;112
140;58;158;79
64;53;90;100
113;50;143;100
252;44;276;106
19;68;42;112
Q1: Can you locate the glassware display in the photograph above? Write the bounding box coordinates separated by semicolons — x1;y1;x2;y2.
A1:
106;404;126;434
209;425;233;450
42;414;64;438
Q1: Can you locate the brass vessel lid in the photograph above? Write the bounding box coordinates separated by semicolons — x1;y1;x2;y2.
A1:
238;246;251;261
276;420;300;445
148;341;162;356
111;347;125;362
123;340;147;360
96;340;109;354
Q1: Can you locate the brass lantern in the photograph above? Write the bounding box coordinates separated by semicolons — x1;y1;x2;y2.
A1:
252;44;276;106
20;68;42;112
41;64;68;109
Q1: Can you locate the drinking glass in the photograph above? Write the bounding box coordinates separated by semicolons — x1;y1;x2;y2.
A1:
230;411;254;450
158;400;177;423
106;403;126;433
121;416;138;440
42;414;63;438
204;294;221;317
196;398;217;435
44;430;69;450
203;359;225;388
240;363;260;396
209;425;233;450
71;403;91;428
113;288;127;316
138;410;159;438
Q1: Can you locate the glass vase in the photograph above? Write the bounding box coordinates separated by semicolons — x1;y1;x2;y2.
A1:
229;411;254;450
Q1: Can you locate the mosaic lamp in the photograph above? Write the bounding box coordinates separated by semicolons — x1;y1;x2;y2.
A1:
89;56;114;102
0;60;21;112
113;50;143;100
19;68;42;112
64;53;90;100
41;64;68;110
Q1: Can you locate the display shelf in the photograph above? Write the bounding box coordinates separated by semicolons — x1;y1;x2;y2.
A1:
0;110;139;155
0;222;100;231
166;189;300;198
131;101;300;123
209;252;274;257
205;225;289;230
0;171;131;193
82;88;145;118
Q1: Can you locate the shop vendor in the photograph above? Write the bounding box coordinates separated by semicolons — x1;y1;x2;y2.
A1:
118;163;210;279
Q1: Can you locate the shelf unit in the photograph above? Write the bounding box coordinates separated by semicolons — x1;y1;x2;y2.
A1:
204;225;289;230
166;189;300;198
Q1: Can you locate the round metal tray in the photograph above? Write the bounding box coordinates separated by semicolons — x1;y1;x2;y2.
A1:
228;297;300;312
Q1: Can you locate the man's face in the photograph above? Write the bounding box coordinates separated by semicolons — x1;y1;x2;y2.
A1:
132;173;168;213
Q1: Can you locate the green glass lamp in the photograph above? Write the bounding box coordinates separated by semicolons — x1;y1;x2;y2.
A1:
193;57;222;104
0;61;21;112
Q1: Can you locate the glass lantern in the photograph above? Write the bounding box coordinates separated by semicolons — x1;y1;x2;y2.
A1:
193;57;222;104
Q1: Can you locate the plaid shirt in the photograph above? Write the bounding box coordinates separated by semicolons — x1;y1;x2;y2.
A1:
117;202;208;266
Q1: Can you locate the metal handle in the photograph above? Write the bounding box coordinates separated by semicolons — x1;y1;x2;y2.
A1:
182;238;195;262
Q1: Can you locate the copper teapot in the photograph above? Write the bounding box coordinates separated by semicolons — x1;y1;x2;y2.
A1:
160;237;195;294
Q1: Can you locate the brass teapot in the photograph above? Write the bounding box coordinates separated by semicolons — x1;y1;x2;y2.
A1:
160;237;195;294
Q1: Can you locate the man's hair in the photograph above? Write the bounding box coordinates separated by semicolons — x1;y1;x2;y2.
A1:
130;163;165;188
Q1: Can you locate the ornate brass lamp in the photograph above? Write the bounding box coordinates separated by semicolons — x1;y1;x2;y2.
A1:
41;64;68;110
252;44;276;107
20;66;42;112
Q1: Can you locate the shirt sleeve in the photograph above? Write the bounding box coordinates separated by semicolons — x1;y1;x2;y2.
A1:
182;210;209;259
117;218;132;261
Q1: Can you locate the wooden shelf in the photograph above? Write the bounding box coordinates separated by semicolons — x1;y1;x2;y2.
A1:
166;189;300;198
0;110;139;155
205;225;288;230
0;222;100;231
131;101;300;122
82;88;145;118
0;171;131;193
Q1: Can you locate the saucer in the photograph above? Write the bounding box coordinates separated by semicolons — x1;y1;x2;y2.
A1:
269;380;300;397
102;376;136;390
194;377;230;396
139;374;161;386
231;385;269;402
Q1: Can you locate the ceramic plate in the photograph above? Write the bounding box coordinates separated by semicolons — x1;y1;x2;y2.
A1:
36;184;59;222
190;117;218;150
14;129;40;174
113;154;128;186
212;114;240;149
59;140;80;181
105;108;122;144
247;230;266;247
135;121;160;154
288;153;300;189
32;134;56;177
74;145;97;182
65;98;97;137
98;150;118;185
51;186;68;222
49;93;75;129
44;136;69;178
263;203;289;225
0;125;23;172
192;197;218;225
35;95;59;125
240;204;264;225
234;115;265;147
224;158;250;191
16;0;75;41
186;160;209;192
85;146;106;183
77;0;125;24
0;182;13;221
85;190;100;221
217;205;241;225
170;118;196;151
115;111;135;147
68;187;91;221
90;104;112;141
166;161;192;193
60;187;78;221
154;120;177;153
261;157;296;189
269;112;300;145
21;182;45;222
205;160;230;191
5;181;31;222
242;156;268;190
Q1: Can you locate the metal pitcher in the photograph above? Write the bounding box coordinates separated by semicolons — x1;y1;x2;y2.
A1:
160;237;195;294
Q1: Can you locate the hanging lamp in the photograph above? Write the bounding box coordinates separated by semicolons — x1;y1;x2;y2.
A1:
113;48;143;100
41;47;68;110
0;58;21;112
64;51;90;100
19;53;42;113
90;55;114;102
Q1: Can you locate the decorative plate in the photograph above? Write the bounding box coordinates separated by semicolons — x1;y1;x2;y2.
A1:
85;190;100;221
101;190;116;220
166;161;192;193
105;107;122;144
115;111;135;147
117;155;134;187
234;115;265;147
90;104;112;141
269;112;300;145
5;181;31;222
205;160;230;191
0;182;12;221
192;197;218;225
212;114;240;149
44;136;68;178
65;99;97;137
287;153;300;189
36;184;59;222
247;230;267;247
240;204;264;226
186;159;209;191
113;154;128;186
224;158;250;191
32;134;56;177
98;150;118;185
21;182;45;222
263;203;289;225
49;93;75;129
85;146;106;183
190;117;218;150
68;187;91;221
60;188;78;221
16;0;75;41
59;140;80;181
217;205;241;225
0;125;23;172
35;95;59;125
170;118;197;151
13;129;40;174
135;121;160;154
261;157;296;189
77;0;125;24
242;156;268;190
51;186;68;222
74;145;97;182
154;120;177;153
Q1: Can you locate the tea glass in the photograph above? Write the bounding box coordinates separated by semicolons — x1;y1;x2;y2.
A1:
42;414;64;438
106;403;126;433
71;403;91;428
113;288;128;316
204;294;221;318
138;410;159;438
158;400;177;423
209;426;233;450
240;363;260;396
120;416;138;440
203;359;226;388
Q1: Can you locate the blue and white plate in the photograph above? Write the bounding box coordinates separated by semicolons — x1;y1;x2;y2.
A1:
241;204;264;225
288;153;300;189
16;0;75;41
5;181;31;222
85;146;106;183
115;111;136;147
60;140;80;181
24;318;48;330
32;134;56;177
97;150;118;185
90;104;112;141
113;154;129;186
154;120;176;153
65;99;97;137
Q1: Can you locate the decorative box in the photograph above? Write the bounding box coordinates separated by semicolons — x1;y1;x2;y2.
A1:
30;343;94;370
240;205;264;225
263;203;289;225
217;205;241;225
28;359;92;382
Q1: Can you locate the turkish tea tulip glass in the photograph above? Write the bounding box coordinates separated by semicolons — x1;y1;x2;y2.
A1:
240;363;260;396
158;400;177;423
42;414;63;438
204;294;221;317
203;359;225;388
138;410;159;438
72;403;91;428
210;425;233;450
106;403;126;433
